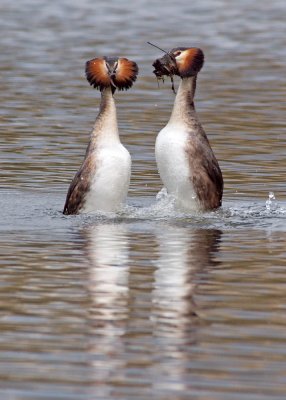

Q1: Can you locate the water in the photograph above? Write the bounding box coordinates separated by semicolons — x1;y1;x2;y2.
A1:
1;0;286;399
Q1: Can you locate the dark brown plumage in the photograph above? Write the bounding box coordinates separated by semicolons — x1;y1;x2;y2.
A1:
185;129;223;210
63;156;96;215
112;58;139;90
85;58;111;91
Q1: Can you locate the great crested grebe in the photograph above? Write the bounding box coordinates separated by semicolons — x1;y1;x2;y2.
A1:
152;46;223;211
63;56;138;215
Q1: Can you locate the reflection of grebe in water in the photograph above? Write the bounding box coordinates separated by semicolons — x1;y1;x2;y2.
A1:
83;222;222;397
153;226;222;331
63;56;138;214
84;222;130;397
151;226;222;392
85;223;130;325
152;46;223;211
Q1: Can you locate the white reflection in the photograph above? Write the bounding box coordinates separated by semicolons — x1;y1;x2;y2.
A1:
152;224;221;392
85;222;130;327
84;221;221;397
84;222;130;398
154;225;196;312
153;226;221;337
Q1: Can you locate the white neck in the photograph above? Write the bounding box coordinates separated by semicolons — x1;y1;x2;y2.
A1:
88;87;120;151
169;76;198;125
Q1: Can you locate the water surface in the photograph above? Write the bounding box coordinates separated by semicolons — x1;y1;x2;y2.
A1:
1;0;286;399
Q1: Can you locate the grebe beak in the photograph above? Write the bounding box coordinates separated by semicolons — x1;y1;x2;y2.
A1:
108;60;118;90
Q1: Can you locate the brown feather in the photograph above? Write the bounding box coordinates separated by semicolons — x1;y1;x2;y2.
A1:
113;58;138;90
63;156;96;215
85;57;138;92
152;47;204;80
185;130;223;211
177;48;204;78
85;58;111;91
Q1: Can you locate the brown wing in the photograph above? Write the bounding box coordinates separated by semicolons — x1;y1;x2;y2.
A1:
186;132;223;211
63;157;96;215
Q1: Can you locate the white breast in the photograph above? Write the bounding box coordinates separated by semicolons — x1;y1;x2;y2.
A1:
82;143;131;213
155;122;197;210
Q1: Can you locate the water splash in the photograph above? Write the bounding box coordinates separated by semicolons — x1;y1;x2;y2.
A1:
155;187;169;201
124;189;179;219
265;191;276;211
58;189;286;233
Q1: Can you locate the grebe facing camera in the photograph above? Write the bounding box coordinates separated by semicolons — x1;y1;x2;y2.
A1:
63;56;138;215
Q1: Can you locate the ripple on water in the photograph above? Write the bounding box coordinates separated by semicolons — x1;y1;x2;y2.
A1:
62;190;286;233
1;0;286;398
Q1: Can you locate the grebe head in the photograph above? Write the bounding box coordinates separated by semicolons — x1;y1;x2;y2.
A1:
85;56;138;93
152;47;204;83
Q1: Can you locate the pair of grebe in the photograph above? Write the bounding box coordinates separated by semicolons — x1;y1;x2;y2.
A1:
63;47;223;215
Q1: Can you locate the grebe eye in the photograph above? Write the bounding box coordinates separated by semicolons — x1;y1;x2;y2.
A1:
174;51;181;57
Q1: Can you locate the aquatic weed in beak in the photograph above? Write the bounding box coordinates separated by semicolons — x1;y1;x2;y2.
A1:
148;42;178;93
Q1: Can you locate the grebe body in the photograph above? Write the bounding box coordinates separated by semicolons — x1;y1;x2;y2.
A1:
81;139;131;213
63;57;138;215
153;47;223;211
156;120;197;210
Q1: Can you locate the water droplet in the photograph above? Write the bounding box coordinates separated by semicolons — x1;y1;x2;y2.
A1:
265;191;276;210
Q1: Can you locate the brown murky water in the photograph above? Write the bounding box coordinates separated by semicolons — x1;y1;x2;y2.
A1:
1;0;286;399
